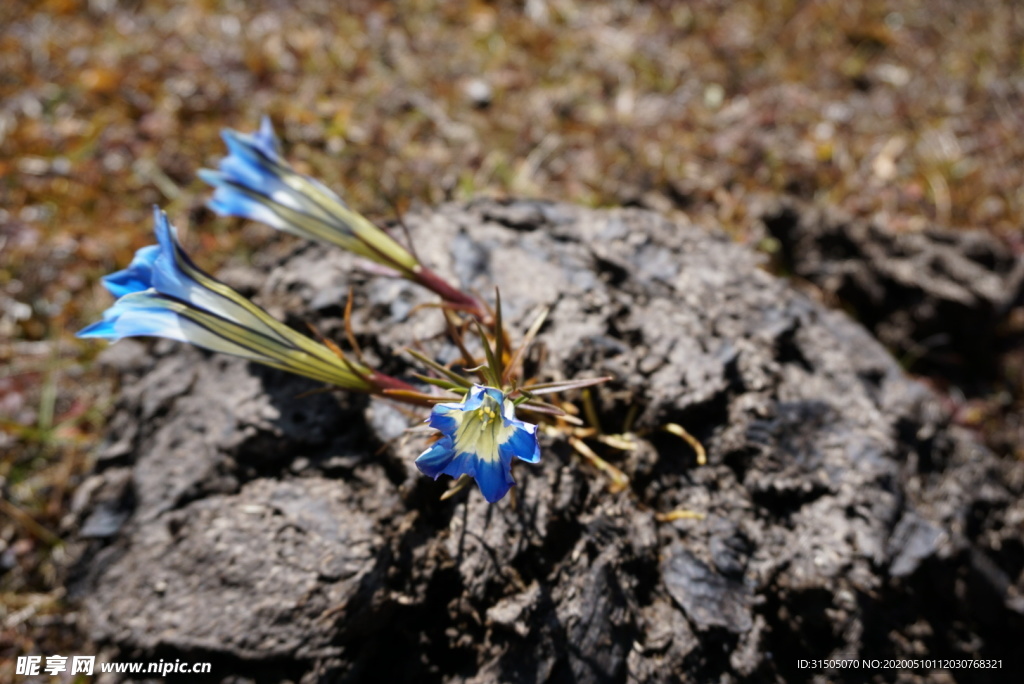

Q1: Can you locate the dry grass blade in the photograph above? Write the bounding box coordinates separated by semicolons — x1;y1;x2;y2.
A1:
521;403;582;424
0;499;61;547
568;435;629;493
661;423;707;466
504;306;549;385
439;474;473;500
444;309;478;368
655;509;706;522
343;287;366;364
522;376;612;395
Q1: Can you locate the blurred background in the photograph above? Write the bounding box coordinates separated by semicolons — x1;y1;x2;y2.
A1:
2;0;1022;673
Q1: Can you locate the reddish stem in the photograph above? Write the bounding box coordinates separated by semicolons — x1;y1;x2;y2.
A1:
368;370;417;393
413;267;487;319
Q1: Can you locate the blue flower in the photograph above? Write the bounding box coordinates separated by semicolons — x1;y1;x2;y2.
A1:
78;208;376;390
198;117;420;276
416;385;541;503
101;244;160;298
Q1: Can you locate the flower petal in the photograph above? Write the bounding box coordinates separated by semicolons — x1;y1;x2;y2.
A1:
415;436;457;479
499;422;541;464
255;115;282;158
473;453;515;503
78;290;191;343
416;384;541;502
426;408;459;435
79;290;373;388
201;176;295;234
79;211;380;392
461;385;488;411
101;245;160;297
200;119;420;274
146;208;312;350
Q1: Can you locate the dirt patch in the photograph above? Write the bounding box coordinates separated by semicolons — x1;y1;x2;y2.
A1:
762;199;1024;390
71;200;1024;682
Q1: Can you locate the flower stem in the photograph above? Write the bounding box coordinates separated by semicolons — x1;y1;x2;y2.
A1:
368;370;417;393
413;267;486;319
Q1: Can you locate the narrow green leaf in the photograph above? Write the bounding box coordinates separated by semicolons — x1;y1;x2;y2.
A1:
471;320;501;387
405;349;474;387
412;373;466;391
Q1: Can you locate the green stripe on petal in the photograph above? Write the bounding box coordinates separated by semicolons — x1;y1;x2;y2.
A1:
110;291;373;390
201;120;420;275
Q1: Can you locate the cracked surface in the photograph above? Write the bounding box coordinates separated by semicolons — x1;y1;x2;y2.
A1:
72;200;1023;683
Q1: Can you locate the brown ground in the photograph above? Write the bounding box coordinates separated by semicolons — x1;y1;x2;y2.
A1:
2;0;1023;677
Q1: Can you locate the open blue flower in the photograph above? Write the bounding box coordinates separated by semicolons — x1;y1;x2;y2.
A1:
198;117;420;276
78;208;376;390
416;385;541;503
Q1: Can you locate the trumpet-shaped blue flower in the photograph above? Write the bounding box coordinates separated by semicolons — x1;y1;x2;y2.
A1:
416;385;541;503
199;117;420;276
78;208;376;391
